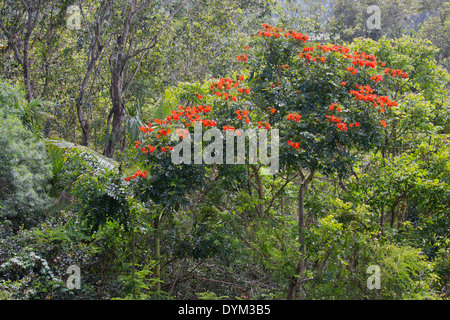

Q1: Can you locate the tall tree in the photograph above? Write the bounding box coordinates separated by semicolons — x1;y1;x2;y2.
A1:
103;0;186;158
0;0;45;101
76;0;112;147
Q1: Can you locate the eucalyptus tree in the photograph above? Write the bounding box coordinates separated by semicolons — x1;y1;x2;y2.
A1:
0;0;73;101
103;0;186;158
75;0;113;147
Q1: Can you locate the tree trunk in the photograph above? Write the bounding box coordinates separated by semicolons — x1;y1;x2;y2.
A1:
154;214;161;295
251;165;265;218
286;169;314;300
104;64;125;157
76;69;94;147
22;40;32;102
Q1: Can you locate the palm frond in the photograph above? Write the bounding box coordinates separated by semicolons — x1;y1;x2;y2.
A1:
20;97;56;135
125;101;145;144
45;139;119;171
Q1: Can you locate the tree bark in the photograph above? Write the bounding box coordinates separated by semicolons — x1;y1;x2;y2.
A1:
251;165;265;218
0;0;44;102
103;0;186;158
75;1;109;147
286;168;315;300
104;59;126;157
22;39;32;101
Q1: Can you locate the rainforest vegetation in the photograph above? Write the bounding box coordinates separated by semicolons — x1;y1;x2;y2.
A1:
0;0;448;300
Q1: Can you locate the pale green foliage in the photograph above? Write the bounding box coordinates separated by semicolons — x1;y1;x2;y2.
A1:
0;82;52;226
303;200;437;299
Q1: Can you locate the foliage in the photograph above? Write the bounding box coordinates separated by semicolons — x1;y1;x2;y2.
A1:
0;0;449;302
0;82;52;227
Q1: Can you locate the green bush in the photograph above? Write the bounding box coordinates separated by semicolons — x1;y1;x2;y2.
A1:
0;81;52;228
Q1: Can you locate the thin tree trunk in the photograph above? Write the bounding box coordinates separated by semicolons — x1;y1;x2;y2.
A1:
76;66;94;147
154;214;161;295
251;165;265;218
22;40;32;101
286;168;315;300
104;59;126;157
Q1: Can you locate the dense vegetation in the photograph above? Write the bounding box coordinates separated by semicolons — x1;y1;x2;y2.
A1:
0;0;448;300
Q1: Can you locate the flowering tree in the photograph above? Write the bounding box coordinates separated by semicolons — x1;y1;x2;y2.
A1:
123;23;409;299
248;24;408;298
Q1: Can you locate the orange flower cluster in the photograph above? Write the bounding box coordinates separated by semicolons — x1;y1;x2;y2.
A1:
299;49;327;63
349;52;377;68
287;113;301;121
170;105;213;127
300;45;362;64
325;115;342;124
210;76;249;101
287;140;300;149
201;119;217;127
235;109;250;123
317;44;350;54
161;146;173;152
285;30;309;42
156;128;171;139
384;68;407;78
223;125;241;136
124;170;148;181
257;24;309;42
258;121;270;130
370;75;383;83
258;24;284;38
345;66;359;75
380;120;387;127
237;54;248;62
325;115;360;131
133;103;219;157
268;107;276;114
328;103;341;112
141;144;155;155
350;84;398;114
139;123;153;133
223;125;235;131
